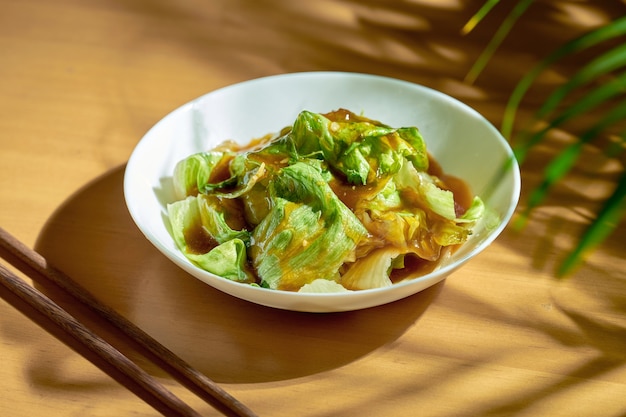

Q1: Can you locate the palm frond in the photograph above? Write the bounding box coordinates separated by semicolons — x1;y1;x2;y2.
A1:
515;101;626;229
534;42;626;123
558;169;626;276
464;0;534;84
605;131;626;159
461;0;501;35
502;15;626;139
465;3;626;276
514;70;626;164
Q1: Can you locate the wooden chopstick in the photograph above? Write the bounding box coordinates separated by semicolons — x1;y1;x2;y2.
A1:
0;227;258;417
0;262;203;417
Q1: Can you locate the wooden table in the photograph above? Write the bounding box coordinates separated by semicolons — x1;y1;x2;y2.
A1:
1;1;625;416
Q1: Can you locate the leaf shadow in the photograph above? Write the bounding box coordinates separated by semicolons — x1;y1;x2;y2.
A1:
425;269;626;417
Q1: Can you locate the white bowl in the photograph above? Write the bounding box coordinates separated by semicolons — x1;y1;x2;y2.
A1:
124;72;520;312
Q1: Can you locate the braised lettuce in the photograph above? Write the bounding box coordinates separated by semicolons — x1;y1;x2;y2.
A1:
167;109;488;291
250;161;368;290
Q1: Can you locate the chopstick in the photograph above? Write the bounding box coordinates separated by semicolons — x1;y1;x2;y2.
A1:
0;227;258;417
0;262;203;417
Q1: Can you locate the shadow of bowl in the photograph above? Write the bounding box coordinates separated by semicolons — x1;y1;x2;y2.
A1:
34;165;443;383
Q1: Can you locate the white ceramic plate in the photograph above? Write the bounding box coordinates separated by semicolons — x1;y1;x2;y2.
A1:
124;72;520;312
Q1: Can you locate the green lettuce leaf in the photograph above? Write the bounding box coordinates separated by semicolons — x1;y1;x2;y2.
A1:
278;110;429;185
298;279;352;293
172;151;229;199
249;161;368;290
201;154;268;199
458;196;486;223
167;196;254;282
185;238;254;283
354;159;483;261
341;247;402;290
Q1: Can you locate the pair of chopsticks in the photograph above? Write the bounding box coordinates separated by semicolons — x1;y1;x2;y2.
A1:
0;227;258;417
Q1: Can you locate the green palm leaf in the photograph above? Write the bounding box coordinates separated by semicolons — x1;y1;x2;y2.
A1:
534;42;626;123
502;15;626;139
515;70;626;164
516;101;626;229
465;3;626;276
464;0;534;84
461;0;501;35
558;169;626;276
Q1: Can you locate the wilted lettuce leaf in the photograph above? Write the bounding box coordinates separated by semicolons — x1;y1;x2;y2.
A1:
351;159;485;264
172;151;229;199
202;154;268;198
393;161;458;219
186;238;254;283
298;279;352;293
258;110;429;185
341;247;403;290
287;110;429;185
167;196;255;282
173;151;269;201
458;196;486;223
250;161;368;290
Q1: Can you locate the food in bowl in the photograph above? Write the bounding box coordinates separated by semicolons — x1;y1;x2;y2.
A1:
166;108;491;293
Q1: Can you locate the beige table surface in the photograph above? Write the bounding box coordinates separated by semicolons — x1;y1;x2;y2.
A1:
1;0;625;416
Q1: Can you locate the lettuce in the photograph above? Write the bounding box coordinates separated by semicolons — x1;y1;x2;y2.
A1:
250;161;368;290
283;110;429;185
341;247;402;290
167;109;488;292
298;279;352;293
166;196;255;283
172;151;229;199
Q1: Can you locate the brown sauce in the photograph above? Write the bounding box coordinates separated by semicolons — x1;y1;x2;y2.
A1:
184;223;219;254
207;154;234;184
218;197;249;231
247;151;290;169
328;179;384;211
441;174;474;217
427;153;473;216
